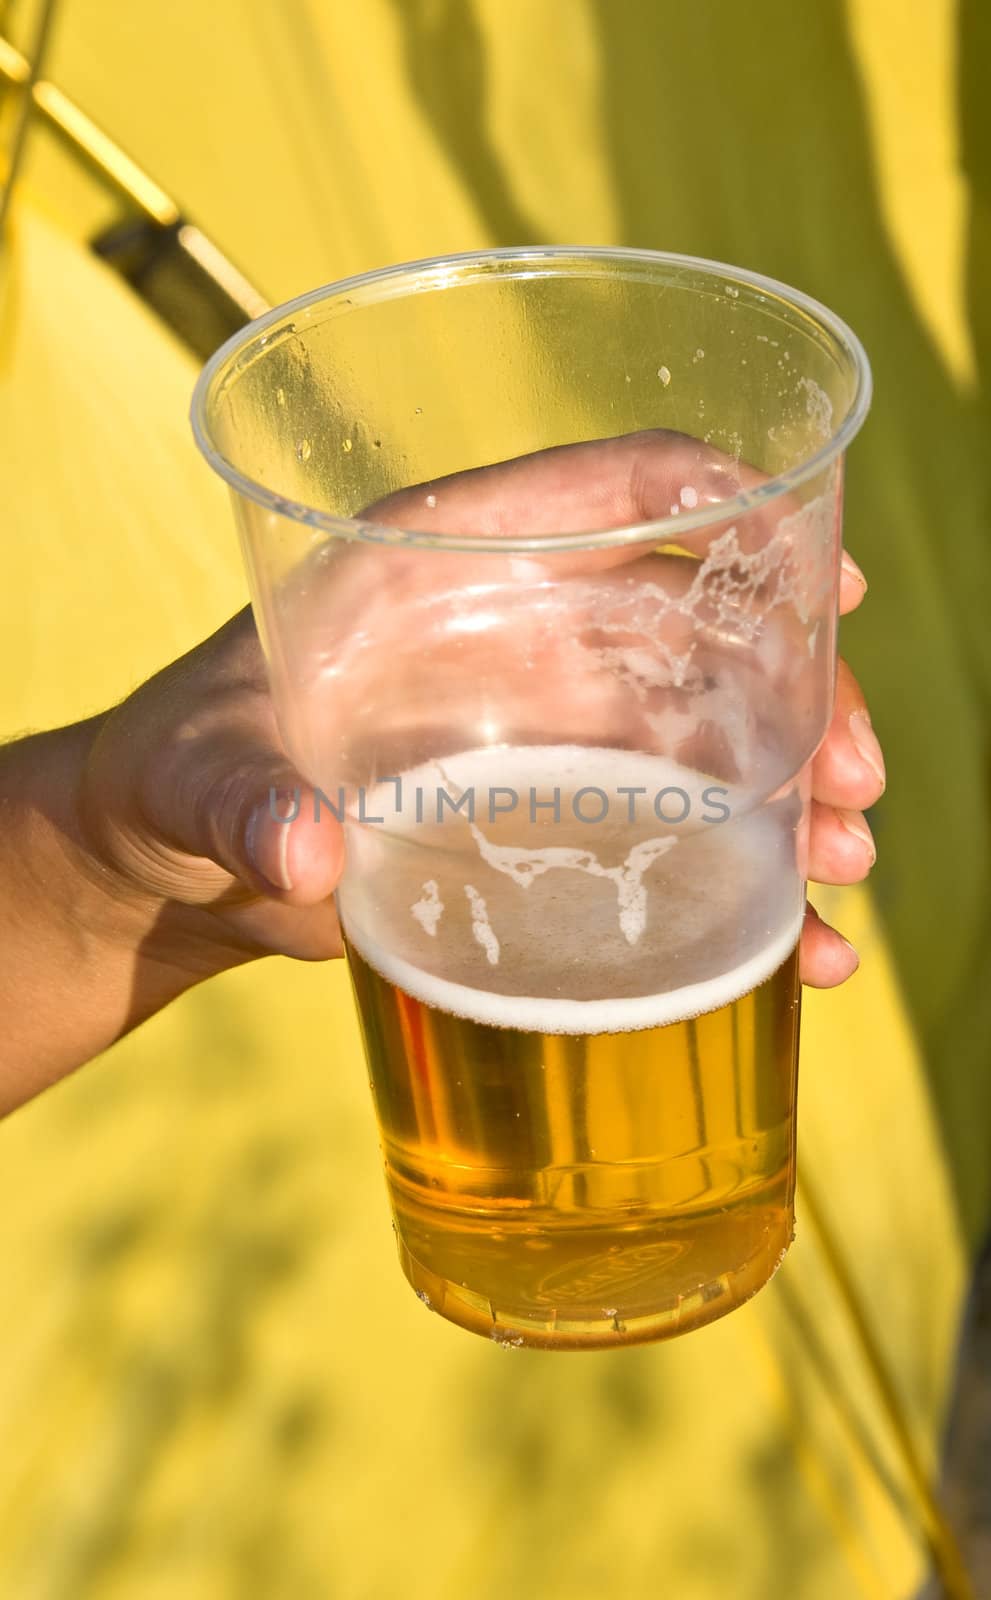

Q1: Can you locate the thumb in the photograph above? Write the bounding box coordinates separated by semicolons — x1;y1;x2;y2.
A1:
240;777;345;903
141;739;345;907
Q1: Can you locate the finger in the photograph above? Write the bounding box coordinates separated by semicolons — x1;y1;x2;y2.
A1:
806;799;876;884
194;879;343;964
810;658;886;810
244;782;346;904
799;902;860;987
368;429;739;539
839;550;868;615
365;428;788;579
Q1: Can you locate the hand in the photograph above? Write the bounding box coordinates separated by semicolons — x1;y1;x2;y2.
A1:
0;431;883;1108
82;430;882;988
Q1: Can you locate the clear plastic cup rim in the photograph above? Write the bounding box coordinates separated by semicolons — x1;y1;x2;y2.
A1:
190;245;872;554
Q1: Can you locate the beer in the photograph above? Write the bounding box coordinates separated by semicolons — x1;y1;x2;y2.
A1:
339;747;804;1350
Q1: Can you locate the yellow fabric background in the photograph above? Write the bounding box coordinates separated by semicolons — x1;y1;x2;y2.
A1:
1;3;987;1596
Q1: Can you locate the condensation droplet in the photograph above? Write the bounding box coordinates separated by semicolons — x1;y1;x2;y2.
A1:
295;438;311;462
657;365;671;386
342;437;353;453
276;386;286;408
414;406;423;416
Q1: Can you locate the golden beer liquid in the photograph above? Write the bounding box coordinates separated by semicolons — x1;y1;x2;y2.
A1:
347;940;801;1350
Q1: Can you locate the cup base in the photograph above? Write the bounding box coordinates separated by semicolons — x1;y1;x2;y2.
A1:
395;1210;794;1351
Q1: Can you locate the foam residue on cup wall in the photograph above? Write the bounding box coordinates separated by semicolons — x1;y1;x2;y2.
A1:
466;823;678;949
410;879;443;936
464;885;500;965
797;376;834;441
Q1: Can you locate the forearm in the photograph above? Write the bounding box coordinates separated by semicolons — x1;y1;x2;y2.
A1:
0;720;228;1113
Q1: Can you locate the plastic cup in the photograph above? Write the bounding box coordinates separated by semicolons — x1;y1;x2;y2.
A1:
192;247;870;1349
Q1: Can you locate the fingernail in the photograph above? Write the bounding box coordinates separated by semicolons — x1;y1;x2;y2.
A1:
841;550;868;592
849;710;886;789
838;935;860;974
246;801;294;891
836;808;876;863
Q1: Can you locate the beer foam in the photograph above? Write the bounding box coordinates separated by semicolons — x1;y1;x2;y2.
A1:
401;743;739;803
345;905;802;1035
340;744;804;1034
